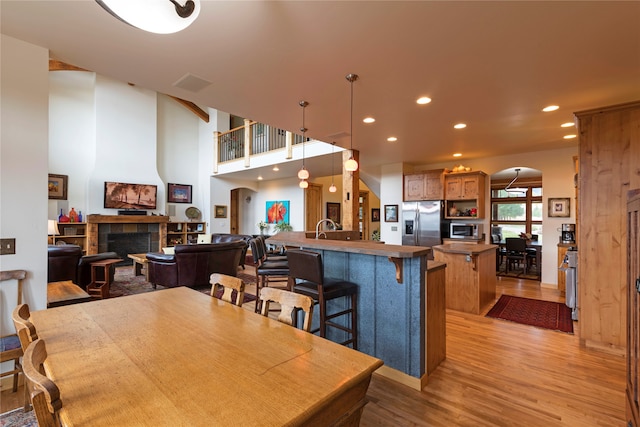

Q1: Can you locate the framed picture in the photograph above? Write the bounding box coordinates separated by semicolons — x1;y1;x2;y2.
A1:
214;205;227;218
168;183;192;203
371;208;380;222
384;204;399;222
196;223;204;232
48;174;68;200
326;202;341;223
266;200;290;224
548;197;570;217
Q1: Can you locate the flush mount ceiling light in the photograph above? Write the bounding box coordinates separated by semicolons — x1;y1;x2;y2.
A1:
297;100;310;188
505;168;527;193
345;73;359;173
95;0;200;34
329;142;337;193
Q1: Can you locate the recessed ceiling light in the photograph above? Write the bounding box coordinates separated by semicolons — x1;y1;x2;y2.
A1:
387;137;398;142
563;134;577;139
363;117;375;124
543;105;559;112
454;123;467;129
257;176;263;180
453;153;462;157
416;97;432;105
561;122;575;128
272;165;279;171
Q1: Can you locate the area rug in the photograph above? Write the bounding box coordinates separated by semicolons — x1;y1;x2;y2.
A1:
110;267;256;303
0;408;37;427
486;295;574;333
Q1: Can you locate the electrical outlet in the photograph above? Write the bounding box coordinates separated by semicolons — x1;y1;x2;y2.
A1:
0;238;16;255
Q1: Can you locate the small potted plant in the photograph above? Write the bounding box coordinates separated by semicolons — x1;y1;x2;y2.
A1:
273;221;293;233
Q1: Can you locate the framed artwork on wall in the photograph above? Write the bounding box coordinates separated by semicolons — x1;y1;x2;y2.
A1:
326;202;341;224
384;204;399;222
266;200;290;224
548;198;570;217
48;174;68;200
168;183;192;203
214;205;227;218
371;208;380;222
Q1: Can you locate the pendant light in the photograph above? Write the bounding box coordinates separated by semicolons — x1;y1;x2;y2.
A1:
505;168;527;193
297;100;310;188
329;142;337;193
344;73;359;172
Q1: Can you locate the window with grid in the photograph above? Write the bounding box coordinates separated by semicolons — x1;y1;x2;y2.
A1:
490;178;543;242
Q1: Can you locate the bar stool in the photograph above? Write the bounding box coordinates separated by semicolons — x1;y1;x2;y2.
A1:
286;249;358;349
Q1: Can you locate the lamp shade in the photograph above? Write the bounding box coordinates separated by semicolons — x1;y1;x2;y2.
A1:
297;167;309;180
345;157;359;172
48;219;60;236
329;183;337;193
299;180;309;189
96;0;201;34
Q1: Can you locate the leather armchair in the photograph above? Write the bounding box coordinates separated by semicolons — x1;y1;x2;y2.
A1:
210;234;252;268
47;245;82;284
146;240;245;289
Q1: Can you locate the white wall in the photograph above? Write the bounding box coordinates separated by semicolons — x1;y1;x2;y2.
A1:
380;163;405;245
0;35;49;382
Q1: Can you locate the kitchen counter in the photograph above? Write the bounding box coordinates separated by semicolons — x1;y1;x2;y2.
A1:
268;232;445;390
432;243;497;314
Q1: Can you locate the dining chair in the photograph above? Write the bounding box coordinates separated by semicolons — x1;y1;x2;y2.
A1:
210;273;245;307
287;249;358;349
12;303;38;411
1;269;27;393
22;339;63;427
259;287;314;332
505;238;528;274
249;238;290;313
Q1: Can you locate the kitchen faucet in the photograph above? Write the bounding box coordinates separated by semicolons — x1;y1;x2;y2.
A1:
315;218;337;239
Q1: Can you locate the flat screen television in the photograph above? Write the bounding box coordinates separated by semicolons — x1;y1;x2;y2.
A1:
104;181;157;210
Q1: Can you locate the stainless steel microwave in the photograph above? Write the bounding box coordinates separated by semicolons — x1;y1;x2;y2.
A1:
450;223;483;239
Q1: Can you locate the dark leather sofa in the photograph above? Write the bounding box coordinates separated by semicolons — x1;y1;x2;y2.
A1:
47;245;120;289
210;234;252;268
146;240;245;289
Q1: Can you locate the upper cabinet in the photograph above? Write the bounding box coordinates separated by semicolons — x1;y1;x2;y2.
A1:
404;169;446;201
444;171;486;218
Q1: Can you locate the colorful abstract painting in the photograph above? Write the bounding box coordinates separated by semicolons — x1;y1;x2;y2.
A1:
266;200;290;224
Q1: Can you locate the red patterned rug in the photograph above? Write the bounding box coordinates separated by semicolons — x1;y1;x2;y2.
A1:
486;295;574;333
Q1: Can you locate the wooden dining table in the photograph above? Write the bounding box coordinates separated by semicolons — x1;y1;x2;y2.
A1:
31;287;383;426
498;240;542;279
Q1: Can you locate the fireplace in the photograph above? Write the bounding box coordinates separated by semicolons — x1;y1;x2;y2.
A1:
86;215;169;255
107;232;151;266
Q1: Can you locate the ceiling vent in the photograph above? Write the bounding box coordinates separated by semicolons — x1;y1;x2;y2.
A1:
172;73;212;92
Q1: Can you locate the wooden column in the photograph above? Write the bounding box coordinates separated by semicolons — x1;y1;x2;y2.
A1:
342;150;360;231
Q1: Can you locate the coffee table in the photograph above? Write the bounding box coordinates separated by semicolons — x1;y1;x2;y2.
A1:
128;253;149;281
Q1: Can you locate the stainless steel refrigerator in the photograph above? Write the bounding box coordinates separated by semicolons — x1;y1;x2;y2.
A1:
402;201;450;253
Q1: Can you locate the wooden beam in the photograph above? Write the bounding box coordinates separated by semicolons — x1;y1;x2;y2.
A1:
49;60;88;72
168;96;210;123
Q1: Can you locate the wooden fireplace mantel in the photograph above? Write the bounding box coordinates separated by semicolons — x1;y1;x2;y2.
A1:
86;215;169;255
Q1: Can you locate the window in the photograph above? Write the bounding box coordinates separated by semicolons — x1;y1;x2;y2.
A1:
491;179;543;241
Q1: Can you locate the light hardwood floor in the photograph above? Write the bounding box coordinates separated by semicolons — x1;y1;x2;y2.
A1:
2;274;626;426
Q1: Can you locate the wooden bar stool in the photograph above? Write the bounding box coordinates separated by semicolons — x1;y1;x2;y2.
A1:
87;258;121;299
286;249;358;349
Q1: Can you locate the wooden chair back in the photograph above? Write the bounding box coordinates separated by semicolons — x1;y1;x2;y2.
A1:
259;287;314;332
1;269;27;393
12;304;38;351
22;339;63;427
210;273;245;307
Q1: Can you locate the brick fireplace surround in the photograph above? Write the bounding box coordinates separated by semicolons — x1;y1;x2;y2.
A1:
86;215;169;255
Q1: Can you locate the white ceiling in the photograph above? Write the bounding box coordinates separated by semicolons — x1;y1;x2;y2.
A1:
2;1;639;180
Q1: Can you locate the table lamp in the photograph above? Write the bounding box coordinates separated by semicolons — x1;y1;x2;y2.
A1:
48;219;60;244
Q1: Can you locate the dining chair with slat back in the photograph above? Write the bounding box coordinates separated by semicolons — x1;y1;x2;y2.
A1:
259;287;314;332
22;339;63;427
505;238;528;274
249;238;290;313
210;273;245;307
12;303;38;411
1;269;27;393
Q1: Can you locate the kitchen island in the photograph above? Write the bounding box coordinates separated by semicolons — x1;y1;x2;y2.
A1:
268;232;446;390
432;243;498;314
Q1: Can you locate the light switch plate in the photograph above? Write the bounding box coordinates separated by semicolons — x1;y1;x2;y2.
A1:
391;226;398;231
0;238;16;255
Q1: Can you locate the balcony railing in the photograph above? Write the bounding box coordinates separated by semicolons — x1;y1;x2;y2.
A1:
214;119;307;169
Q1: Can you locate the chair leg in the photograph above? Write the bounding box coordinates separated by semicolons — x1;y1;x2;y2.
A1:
351;293;358;350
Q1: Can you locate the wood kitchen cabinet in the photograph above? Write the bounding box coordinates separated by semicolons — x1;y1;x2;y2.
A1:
404;169;446;201
626;188;640;427
444;171;486;219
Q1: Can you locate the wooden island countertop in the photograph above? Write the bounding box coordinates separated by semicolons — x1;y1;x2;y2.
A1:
432;243;497;255
268;231;431;258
